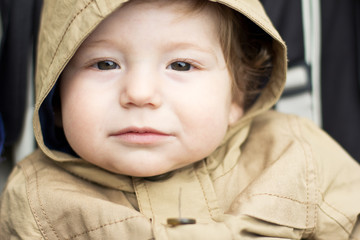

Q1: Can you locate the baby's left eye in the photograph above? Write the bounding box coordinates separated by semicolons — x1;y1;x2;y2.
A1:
93;60;120;70
168;61;192;71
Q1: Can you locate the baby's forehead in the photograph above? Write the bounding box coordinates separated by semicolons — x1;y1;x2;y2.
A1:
81;0;224;43
116;0;224;19
69;0;227;66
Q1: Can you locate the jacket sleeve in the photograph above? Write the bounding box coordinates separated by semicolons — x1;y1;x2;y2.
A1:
300;117;360;239
0;166;44;239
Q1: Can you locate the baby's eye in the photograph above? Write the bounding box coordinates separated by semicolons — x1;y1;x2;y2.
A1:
93;60;120;70
168;61;192;71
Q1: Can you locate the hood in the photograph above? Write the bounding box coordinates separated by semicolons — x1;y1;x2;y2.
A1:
33;0;286;187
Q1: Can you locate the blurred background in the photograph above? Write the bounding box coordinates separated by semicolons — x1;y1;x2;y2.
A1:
1;0;360;192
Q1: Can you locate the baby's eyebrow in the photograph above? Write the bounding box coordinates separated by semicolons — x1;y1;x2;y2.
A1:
81;37;217;56
163;42;217;56
81;38;118;49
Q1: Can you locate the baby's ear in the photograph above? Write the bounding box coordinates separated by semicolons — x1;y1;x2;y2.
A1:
228;102;244;126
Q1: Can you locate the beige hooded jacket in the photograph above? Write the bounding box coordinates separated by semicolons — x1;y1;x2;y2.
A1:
1;0;360;239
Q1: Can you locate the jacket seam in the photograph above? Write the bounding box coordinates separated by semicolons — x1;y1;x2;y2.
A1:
287;115;318;236
20;162;50;240
194;164;214;219
287;116;310;228
143;181;156;219
293;117;357;237
249;193;311;205
48;0;96;72
31;159;61;240
64;215;147;240
297;116;319;238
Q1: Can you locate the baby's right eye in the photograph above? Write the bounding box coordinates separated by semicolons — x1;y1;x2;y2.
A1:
168;61;192;71
93;60;120;70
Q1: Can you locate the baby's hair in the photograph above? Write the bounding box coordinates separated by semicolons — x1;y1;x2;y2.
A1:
216;5;274;110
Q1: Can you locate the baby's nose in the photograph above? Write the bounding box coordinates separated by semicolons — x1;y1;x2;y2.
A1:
119;70;162;108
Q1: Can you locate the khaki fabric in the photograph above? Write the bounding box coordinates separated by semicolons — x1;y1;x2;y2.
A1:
1;0;360;239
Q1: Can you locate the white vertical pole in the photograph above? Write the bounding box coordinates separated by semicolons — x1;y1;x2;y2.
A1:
13;47;36;163
302;0;322;127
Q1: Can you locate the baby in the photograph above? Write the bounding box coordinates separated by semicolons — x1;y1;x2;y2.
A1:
1;0;360;239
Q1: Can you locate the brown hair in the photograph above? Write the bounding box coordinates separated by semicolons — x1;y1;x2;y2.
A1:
218;7;274;110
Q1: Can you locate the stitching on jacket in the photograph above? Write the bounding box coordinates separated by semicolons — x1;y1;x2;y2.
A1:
30;159;61;240
287;115;317;235
287;115;311;230
297;117;310;229
297;117;319;238
194;164;214;218
144;181;155;219
48;0;96;71
20;163;48;240
65;215;147;240
249;193;310;205
39;18;101;109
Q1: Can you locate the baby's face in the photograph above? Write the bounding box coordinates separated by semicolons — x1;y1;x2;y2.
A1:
60;0;243;177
